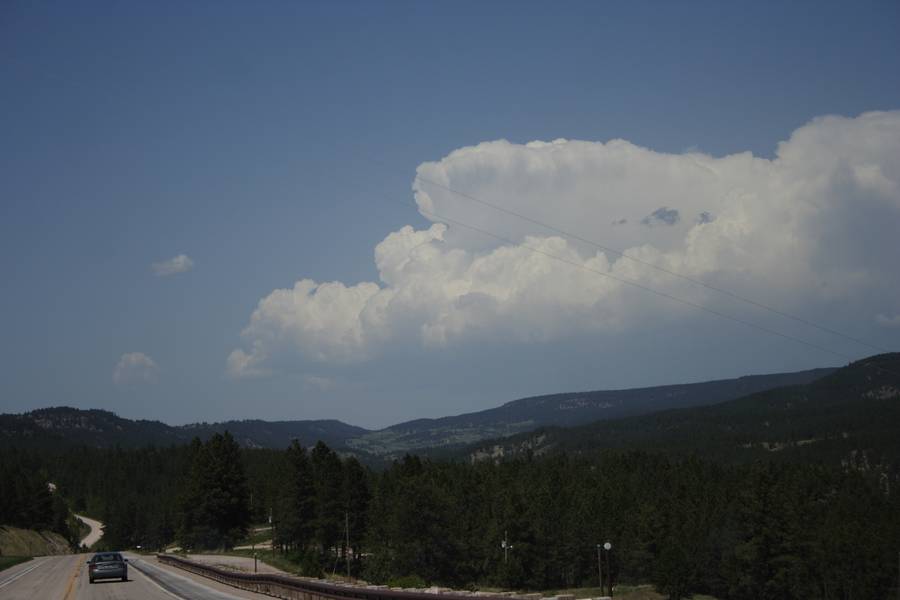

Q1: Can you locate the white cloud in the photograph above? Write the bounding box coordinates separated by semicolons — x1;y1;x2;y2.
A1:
152;254;194;276
113;352;159;385
229;111;900;378
226;348;271;379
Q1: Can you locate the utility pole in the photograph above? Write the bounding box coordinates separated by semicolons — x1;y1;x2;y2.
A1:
346;512;351;581
596;544;603;592
501;530;513;564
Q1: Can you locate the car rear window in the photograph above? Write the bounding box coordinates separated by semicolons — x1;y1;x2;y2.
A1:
95;553;121;562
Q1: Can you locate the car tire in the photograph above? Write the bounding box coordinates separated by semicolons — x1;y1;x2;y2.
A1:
122;576;128;582
89;578;94;584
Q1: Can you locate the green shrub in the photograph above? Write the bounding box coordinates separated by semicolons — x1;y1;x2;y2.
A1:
388;574;428;589
299;551;323;578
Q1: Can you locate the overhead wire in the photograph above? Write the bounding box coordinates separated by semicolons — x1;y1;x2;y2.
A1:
400;195;900;378
415;205;859;364
414;175;890;355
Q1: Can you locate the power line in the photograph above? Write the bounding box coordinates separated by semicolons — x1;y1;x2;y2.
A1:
414;175;890;355
416;205;859;363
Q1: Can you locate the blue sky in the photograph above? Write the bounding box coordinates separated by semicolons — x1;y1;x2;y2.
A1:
2;1;899;428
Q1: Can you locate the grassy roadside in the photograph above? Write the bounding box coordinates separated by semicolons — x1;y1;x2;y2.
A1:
173;549;721;600
168;548;303;576
0;526;70;556
0;556;32;573
239;528;273;547
219;548;303;575
541;585;719;600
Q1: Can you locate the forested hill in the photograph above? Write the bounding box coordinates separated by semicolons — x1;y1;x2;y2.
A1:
179;418;371;449
0;407;369;450
2;366;834;454
470;352;900;471
346;366;834;456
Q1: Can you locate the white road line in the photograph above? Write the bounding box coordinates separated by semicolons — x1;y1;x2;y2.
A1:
129;557;249;600
128;559;188;600
0;558;49;589
133;563;188;600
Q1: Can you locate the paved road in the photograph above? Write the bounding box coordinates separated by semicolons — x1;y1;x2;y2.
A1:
0;553;273;599
185;553;287;574
75;514;104;548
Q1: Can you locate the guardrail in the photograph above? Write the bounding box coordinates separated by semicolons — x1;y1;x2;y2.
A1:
156;555;515;600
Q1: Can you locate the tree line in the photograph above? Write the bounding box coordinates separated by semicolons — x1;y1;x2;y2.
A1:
0;446;81;548
366;452;899;599
2;436;898;599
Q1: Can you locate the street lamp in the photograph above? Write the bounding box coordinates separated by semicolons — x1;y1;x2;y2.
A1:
501;531;514;564
603;542;612;597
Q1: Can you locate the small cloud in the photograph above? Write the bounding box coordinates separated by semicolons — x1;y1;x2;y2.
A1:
152;254;194;276
226;349;271;379
697;211;715;224
113;352;159;385
641;207;680;226
876;313;900;328
611;218;628;226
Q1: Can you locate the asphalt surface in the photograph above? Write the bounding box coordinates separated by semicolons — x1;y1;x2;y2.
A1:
75;514;104;549
0;553;274;599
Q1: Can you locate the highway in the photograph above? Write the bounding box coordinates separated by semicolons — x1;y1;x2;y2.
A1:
0;553;274;599
75;514;104;549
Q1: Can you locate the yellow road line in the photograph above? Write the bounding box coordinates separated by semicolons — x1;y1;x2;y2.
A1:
62;555;82;600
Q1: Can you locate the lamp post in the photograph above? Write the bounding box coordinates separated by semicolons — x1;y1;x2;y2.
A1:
596;544;603;592
501;531;513;564
270;508;275;559
603;542;612;597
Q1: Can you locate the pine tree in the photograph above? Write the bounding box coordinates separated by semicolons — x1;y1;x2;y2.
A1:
276;440;316;552
178;432;250;549
310;441;344;557
343;456;370;569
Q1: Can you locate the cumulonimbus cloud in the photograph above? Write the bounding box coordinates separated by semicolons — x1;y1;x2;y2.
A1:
152;254;194;276
113;352;159;385
229;111;900;378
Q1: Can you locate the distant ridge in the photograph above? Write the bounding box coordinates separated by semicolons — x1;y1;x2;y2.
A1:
468;352;900;472
0;407;369;450
0;365;836;455
346;367;835;457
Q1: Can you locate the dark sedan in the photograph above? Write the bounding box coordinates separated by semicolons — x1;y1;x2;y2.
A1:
87;552;128;583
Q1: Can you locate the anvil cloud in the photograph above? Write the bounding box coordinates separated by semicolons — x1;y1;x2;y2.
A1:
229;111;900;378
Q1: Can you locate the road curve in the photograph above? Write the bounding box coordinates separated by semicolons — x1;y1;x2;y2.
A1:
75;514;104;549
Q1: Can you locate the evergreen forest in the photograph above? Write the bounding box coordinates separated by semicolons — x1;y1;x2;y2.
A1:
2;354;899;599
1;433;897;599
